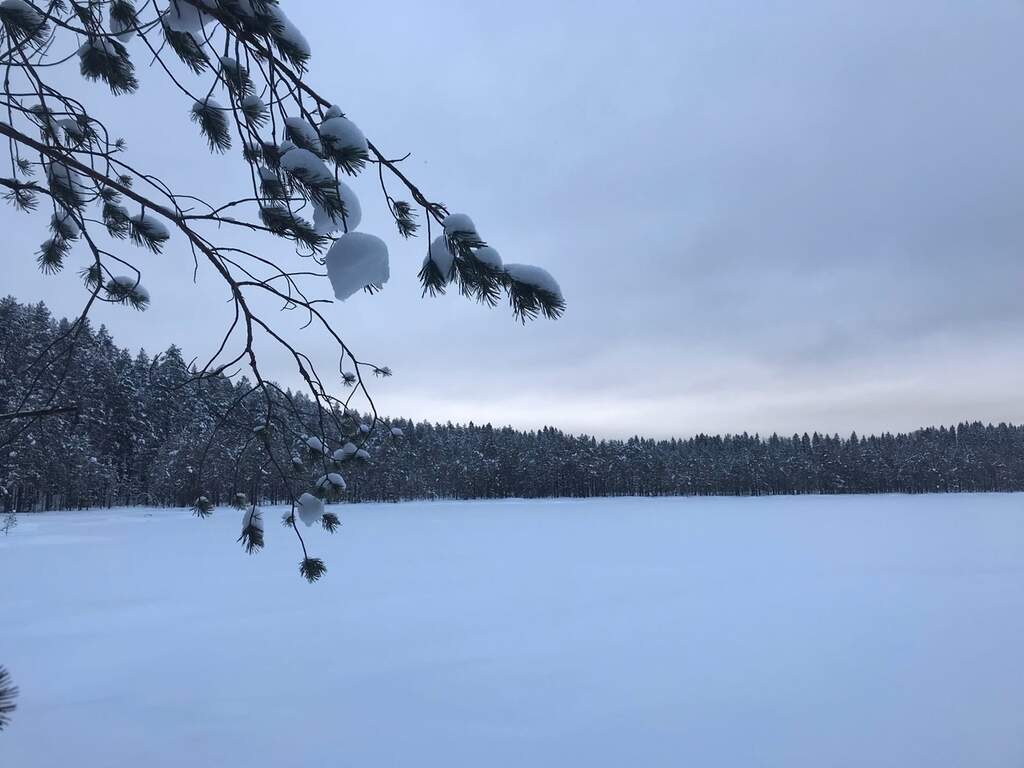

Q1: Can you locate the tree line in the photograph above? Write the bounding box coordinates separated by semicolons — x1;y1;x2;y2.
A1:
3;297;1023;512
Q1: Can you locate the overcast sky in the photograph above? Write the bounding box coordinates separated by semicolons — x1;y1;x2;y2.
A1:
5;1;1024;439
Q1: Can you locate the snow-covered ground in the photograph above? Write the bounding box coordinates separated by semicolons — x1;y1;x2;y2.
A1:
2;494;1024;767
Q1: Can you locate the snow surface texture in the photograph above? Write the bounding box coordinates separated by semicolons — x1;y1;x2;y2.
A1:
130;211;170;241
319;115;367;155
284;117;323;155
2;494;1024;767
161;0;213;33
295;492;323;527
315;472;347;492
279;145;331;184
45;161;86;206
326;232;389;300
192;95;223;114
241;93;264;115
240;506;262;532
265;4;309;57
474;245;502;269
443;212;477;235
77;35;120;59
50;210;80;239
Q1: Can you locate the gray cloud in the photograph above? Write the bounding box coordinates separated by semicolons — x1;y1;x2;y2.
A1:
4;0;1024;438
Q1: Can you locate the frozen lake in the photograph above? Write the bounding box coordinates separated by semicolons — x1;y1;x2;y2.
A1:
2;494;1024;767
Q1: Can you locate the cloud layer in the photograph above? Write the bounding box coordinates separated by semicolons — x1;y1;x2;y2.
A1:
5;1;1023;438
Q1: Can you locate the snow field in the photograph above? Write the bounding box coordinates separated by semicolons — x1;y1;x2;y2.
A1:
2;494;1023;767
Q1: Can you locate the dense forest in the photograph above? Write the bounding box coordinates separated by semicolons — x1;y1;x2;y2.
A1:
3;297;1024;512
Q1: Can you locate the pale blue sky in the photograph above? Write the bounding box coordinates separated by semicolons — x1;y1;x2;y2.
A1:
5;1;1024;438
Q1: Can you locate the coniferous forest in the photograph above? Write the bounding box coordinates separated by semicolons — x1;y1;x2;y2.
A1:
3;297;1024;512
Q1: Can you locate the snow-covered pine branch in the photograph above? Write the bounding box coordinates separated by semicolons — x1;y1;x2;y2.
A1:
0;664;16;731
0;0;565;579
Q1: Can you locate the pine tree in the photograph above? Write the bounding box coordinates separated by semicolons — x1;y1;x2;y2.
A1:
4;300;1024;513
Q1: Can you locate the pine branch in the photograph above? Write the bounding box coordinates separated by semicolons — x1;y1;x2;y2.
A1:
0;666;17;731
128;211;171;253
190;99;231;154
46;162;86;210
102;199;131;238
238;507;264;554
218;56;254;96
418;257;450;296
259;204;327;251
3;184;38;211
453;252;504;307
299;557;327;583
79;262;103;290
50;209;80;241
109;0;139;36
78;37;138;95
392;200;418;238
36;236;70;274
104;276;150;310
258;167;286;199
325;144;369;176
192;495;214;518
0;1;49;46
240;95;267;127
161;24;208;73
506;280;566;322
